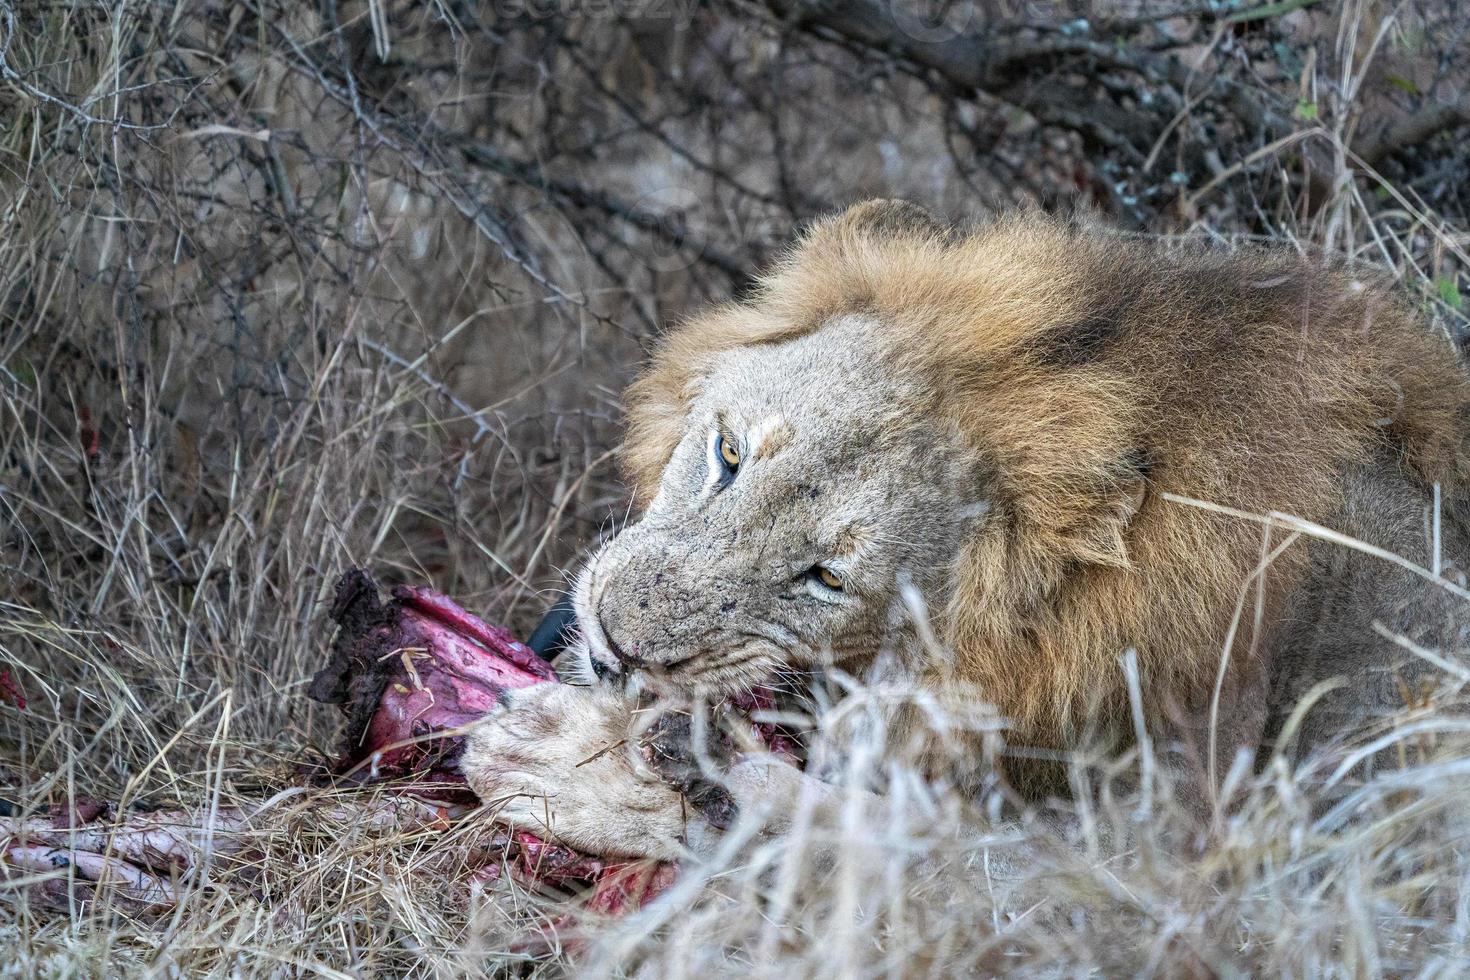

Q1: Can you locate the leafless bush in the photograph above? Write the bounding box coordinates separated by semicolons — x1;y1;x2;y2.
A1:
2;0;1469;974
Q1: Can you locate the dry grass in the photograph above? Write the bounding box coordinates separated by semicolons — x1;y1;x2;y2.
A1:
2;0;1470;976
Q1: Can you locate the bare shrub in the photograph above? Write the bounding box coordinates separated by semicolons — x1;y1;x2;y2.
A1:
2;0;1469;974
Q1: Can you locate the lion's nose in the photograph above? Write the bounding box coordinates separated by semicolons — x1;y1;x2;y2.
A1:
588;654;618;681
595;594;648;673
586;629;638;682
601;624;647;669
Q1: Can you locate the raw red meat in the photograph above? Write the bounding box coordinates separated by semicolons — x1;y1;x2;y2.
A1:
308;570;676;909
307;569;555;798
2;570;673;919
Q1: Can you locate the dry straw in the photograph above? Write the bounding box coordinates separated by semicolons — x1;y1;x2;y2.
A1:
2;0;1469;975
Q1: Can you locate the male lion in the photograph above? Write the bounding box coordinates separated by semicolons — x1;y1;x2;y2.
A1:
463;201;1470;860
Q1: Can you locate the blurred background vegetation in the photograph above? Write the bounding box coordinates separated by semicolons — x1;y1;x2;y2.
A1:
2;1;1469;973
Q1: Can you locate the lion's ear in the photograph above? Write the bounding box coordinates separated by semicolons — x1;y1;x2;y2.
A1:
1050;448;1154;570
832;199;946;240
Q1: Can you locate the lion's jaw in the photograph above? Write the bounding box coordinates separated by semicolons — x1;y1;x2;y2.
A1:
570;315;987;696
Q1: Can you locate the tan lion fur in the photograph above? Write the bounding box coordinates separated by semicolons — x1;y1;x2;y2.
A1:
619;201;1470;748
463;201;1470;855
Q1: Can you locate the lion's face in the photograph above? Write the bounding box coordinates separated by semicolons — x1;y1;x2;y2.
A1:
571;315;984;694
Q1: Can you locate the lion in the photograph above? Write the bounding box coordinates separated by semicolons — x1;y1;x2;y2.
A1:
462;201;1470;860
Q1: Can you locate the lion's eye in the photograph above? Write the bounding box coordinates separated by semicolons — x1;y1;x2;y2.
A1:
717;434;741;471
812;565;843;591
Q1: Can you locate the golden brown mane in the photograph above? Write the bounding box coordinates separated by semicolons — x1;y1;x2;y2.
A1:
621;202;1470;744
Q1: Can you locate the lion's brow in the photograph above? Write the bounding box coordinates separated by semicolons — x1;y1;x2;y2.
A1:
746;414;793;460
832;524;876;555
